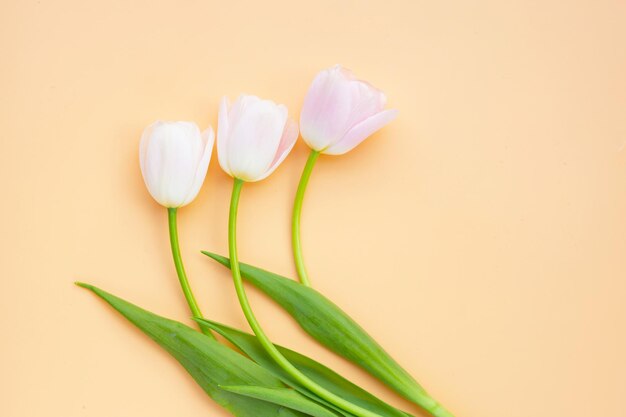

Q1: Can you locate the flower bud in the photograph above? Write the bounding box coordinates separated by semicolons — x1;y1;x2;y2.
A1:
139;121;214;208
300;65;398;155
217;95;298;182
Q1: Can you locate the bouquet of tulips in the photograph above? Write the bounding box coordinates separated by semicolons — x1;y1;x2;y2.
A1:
78;66;456;417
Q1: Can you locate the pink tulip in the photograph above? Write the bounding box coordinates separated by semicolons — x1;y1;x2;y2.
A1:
217;95;299;182
300;65;398;155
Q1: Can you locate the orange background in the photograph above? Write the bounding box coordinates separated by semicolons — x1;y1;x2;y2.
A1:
1;1;625;416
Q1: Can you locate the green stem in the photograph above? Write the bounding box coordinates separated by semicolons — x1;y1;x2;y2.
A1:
168;207;215;339
292;149;319;287
228;178;381;417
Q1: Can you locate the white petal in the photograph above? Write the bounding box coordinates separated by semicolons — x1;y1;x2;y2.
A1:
181;126;214;206
254;118;299;181
227;97;286;181
141;121;204;207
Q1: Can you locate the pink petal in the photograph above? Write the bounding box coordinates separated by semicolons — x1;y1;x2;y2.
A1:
300;67;358;150
300;66;390;153
323;109;398;155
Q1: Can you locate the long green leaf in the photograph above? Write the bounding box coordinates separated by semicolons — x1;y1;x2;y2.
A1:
77;282;310;417
201;252;429;407
198;319;410;417
220;386;340;417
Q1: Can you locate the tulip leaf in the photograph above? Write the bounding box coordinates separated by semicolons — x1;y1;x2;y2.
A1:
198;319;409;417
77;282;315;417
201;252;428;407
220;386;340;417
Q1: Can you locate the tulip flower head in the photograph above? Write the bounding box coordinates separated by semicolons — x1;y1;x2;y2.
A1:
217;94;299;182
140;121;214;208
300;65;398;155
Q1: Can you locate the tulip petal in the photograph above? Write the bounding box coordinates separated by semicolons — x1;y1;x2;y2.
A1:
227;98;287;181
300;67;359;150
139;121;208;207
323;109;398;155
342;83;387;131
181;126;215;206
254;118;299;182
216;94;296;182
300;66;391;154
160;122;203;206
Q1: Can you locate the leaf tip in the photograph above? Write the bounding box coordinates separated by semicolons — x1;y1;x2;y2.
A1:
75;281;93;290
201;251;230;267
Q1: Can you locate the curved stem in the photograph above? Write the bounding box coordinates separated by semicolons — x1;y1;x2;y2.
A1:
292;149;319;287
228;178;381;417
168;207;215;339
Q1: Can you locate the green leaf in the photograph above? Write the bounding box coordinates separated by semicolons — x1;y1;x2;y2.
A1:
201;252;428;407
198;319;409;417
220;386;340;417
76;282;311;417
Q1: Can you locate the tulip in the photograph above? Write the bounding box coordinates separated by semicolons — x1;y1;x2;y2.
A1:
140;121;214;208
218;95;379;417
217;95;299;182
293;66;398;287
300;65;398;155
139;120;215;338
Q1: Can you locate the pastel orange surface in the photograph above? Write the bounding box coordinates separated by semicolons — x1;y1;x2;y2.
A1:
1;1;625;416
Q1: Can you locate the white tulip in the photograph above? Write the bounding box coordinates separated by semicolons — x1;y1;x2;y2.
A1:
217;95;299;182
140;121;214;208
